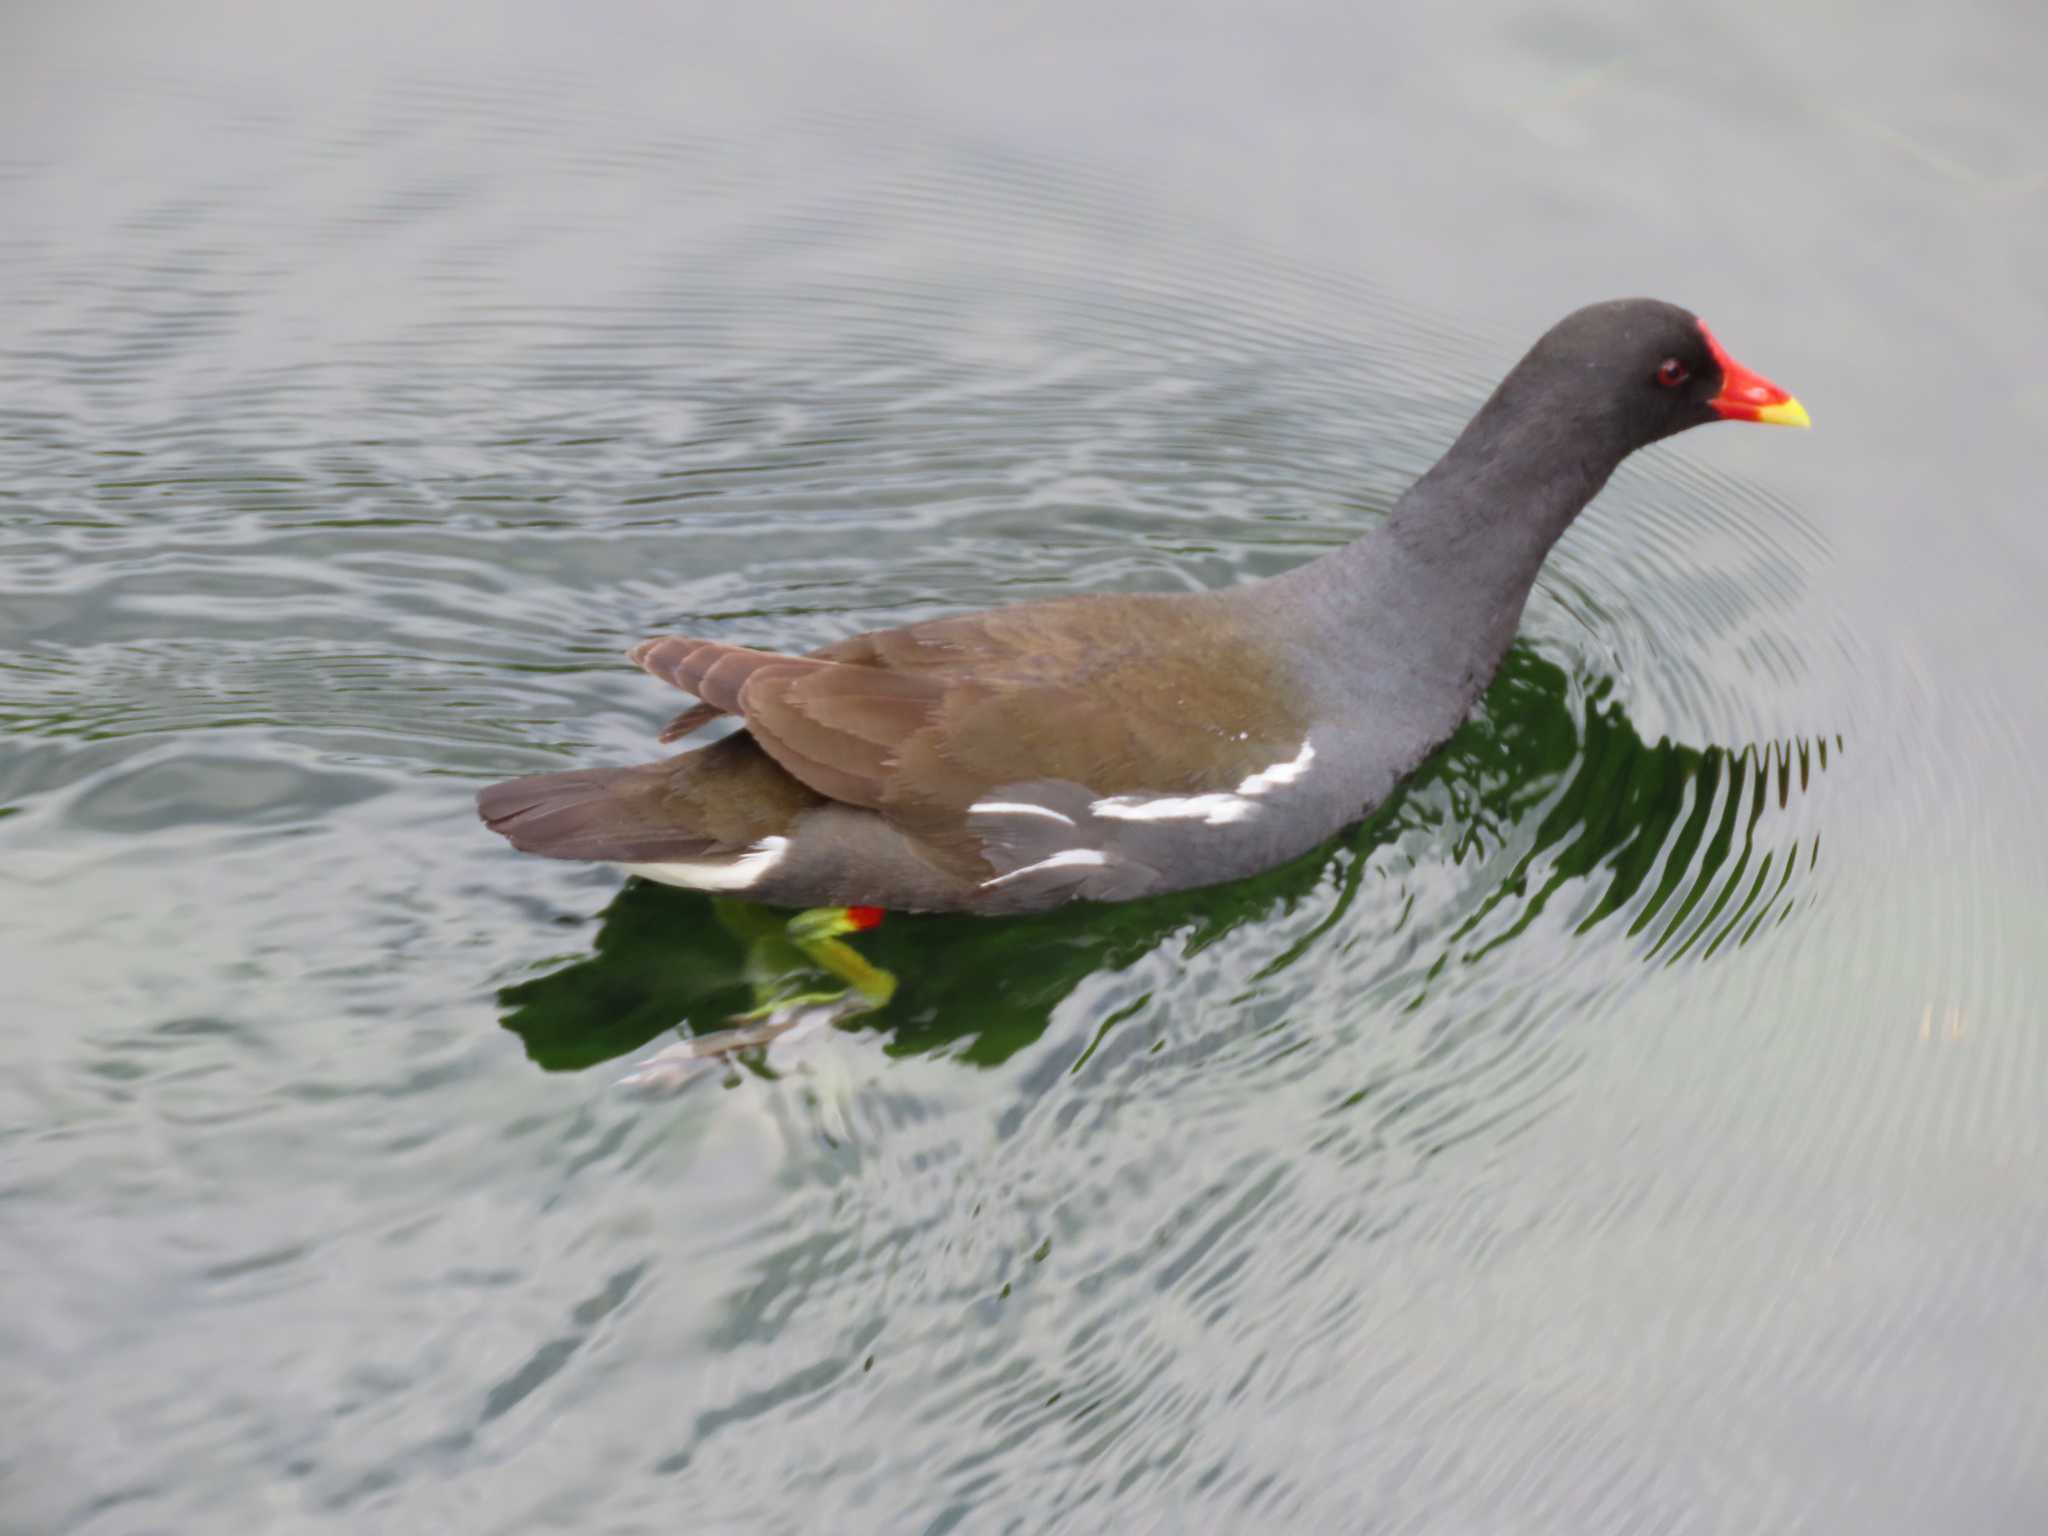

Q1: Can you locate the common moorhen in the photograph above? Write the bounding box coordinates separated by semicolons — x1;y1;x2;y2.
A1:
480;299;1805;1007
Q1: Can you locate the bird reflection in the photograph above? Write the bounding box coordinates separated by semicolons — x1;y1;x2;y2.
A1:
497;646;1835;1078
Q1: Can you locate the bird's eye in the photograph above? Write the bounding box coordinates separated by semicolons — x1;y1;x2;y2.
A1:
1655;358;1690;389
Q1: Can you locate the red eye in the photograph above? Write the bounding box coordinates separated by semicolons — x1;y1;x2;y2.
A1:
1655;358;1690;389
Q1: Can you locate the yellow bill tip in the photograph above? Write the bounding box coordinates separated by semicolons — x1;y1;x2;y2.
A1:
1754;395;1811;429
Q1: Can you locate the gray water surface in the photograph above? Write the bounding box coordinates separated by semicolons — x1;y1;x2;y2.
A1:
4;3;2044;1532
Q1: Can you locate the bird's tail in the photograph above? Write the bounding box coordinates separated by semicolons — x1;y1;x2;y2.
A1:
478;762;708;863
477;733;824;864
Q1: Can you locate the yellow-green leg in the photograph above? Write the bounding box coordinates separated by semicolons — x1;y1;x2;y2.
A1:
620;906;897;1088
732;905;895;1020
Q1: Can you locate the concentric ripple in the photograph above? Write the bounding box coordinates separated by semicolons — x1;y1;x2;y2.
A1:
6;19;2035;1536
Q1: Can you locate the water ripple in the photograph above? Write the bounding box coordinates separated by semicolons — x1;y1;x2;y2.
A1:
6;41;2013;1536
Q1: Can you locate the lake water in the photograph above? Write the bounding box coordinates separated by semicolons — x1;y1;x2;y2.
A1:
4;3;2044;1531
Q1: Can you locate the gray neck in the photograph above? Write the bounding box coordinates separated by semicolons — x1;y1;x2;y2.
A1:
1268;388;1620;709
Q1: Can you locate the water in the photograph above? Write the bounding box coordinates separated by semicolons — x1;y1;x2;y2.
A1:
4;3;2044;1531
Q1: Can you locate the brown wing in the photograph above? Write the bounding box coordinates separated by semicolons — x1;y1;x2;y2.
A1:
638;610;1033;742
629;593;1310;830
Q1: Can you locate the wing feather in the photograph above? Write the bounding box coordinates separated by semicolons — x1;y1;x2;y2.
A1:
629;592;1311;832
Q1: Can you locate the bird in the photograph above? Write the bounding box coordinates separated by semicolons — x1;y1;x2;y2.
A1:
479;298;1806;1009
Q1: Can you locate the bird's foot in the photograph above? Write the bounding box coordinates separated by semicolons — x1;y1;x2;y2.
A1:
776;904;896;1007
618;906;894;1091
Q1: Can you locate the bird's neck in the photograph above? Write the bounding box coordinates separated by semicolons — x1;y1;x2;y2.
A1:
1278;397;1621;700
1384;394;1617;608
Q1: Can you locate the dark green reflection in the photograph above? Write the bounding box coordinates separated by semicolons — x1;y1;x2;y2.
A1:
498;647;1832;1072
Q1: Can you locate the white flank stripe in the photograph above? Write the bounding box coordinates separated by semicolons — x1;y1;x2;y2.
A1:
969;800;1077;825
1092;793;1254;826
619;836;789;892
1236;739;1316;796
1085;740;1315;829
980;848;1108;889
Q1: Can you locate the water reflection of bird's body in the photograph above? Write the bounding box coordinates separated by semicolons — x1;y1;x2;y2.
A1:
500;651;1833;1081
